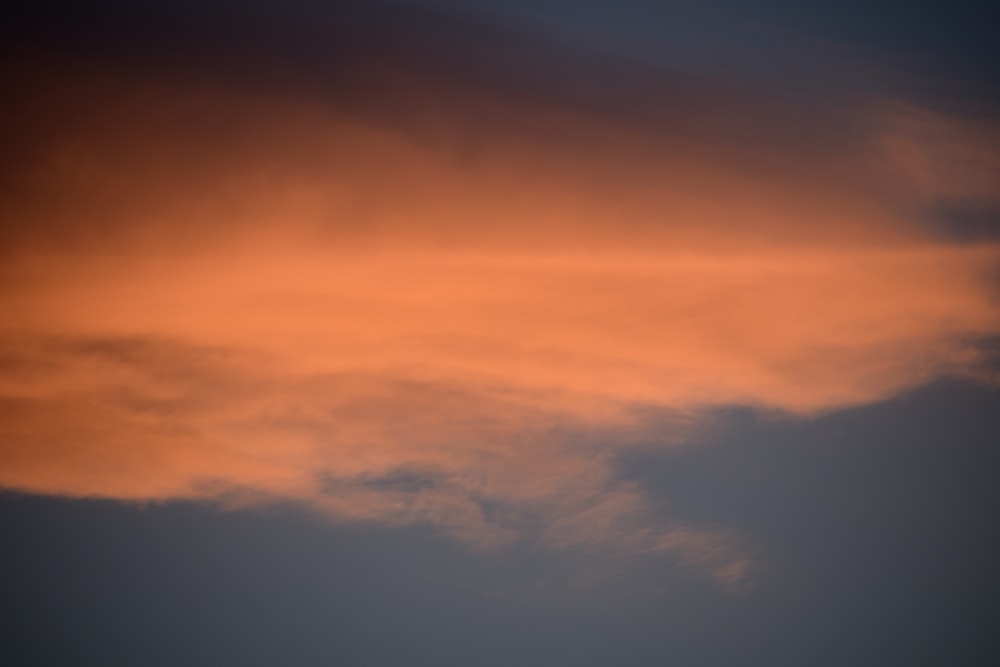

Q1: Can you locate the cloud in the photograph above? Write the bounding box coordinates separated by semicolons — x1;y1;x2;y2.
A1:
1;15;998;585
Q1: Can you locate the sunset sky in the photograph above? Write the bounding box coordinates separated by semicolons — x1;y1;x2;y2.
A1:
2;1;999;665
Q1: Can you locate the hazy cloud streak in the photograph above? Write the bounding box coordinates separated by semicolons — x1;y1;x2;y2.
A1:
1;22;998;584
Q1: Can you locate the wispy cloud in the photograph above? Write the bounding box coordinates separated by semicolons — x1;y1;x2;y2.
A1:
1;16;997;585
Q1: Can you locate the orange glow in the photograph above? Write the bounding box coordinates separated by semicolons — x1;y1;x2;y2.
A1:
1;65;997;583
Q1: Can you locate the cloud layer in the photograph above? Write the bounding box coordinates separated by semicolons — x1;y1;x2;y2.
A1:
1;5;998;584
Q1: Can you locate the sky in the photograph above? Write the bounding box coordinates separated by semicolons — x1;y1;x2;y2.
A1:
1;1;998;664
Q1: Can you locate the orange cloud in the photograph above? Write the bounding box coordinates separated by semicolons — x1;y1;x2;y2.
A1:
0;61;997;584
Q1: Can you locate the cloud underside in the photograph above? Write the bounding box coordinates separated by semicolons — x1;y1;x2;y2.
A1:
1;55;998;585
